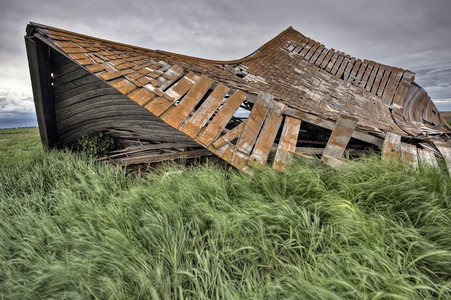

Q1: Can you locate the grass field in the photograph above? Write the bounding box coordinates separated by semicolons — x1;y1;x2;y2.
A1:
1;128;450;299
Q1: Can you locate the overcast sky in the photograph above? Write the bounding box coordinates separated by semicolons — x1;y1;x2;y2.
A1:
1;0;450;128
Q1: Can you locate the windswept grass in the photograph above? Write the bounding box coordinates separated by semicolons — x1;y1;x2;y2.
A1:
0;146;450;298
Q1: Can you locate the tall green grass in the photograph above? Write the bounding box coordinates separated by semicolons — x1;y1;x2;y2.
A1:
1;149;450;299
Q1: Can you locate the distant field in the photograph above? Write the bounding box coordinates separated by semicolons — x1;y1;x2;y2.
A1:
0;127;41;166
1;127;450;299
441;111;451;124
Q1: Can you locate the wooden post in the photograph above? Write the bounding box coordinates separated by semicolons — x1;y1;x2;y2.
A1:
25;36;58;148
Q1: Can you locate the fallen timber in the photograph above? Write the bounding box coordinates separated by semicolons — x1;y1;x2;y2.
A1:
25;23;451;176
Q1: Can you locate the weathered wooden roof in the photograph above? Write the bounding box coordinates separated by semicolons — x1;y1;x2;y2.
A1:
25;22;451;175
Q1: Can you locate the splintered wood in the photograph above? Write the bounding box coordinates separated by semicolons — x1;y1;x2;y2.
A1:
273;117;302;172
321;115;357;167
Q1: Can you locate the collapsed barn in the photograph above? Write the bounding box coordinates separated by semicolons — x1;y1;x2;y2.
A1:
25;22;451;176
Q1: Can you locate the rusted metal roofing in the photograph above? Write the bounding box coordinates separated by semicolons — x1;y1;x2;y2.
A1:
25;22;451;176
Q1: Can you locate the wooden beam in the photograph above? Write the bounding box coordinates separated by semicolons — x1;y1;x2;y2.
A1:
25;36;58;149
321;115;358;167
381;132;401;163
273;117;301;172
284;107;384;146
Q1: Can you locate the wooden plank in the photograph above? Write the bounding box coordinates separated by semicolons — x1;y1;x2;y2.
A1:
400;143;418;169
314;48;329;66
392;79;411;108
382;68;404;105
335;54;350;78
321;115;358;167
212;122;245;148
433;140;451;177
325;51;340;72
25;37;58;149
417;149;438;168
371;65;386;94
366;63;380;92
273;117;302;172
330;52;345;75
235;92;271;154
350;59;362;79
158;64;184;90
342;57;356;81
164;75;213;129
319;48;335;69
361;61;374;88
299;40;316;57
283;107;384;146
197;90;247;147
381;132;401;163
144;72;198;116
306;43;322;61
248;105;284;169
355;61;368;83
181;84;230;138
377;67;392;97
309;44;325;64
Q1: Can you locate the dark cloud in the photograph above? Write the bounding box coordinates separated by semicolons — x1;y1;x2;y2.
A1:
1;0;451;128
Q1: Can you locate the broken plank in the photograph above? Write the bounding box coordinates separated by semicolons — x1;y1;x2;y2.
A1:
248;106;284;169
319;48;335;69
283;107;384;146
381;132;401;163
144;72;198;116
164;75;213;129
197;90;247;147
417;148;438;168
181;84;230;138
400;143;418;169
235;92;271;154
212;122;245;148
321;115;358;167
273;116;301;172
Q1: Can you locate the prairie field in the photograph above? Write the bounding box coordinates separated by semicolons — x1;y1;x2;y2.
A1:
0;128;450;299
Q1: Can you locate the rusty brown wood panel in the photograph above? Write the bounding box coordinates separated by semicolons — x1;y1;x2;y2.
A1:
273;116;302;172
325;51;340;73
128;88;155;106
321;115;358;167
144;72;198;117
366;63;380;92
382;68;404;105
235;93;271;154
248;107;284;169
417;148;438;167
400;143;418;169
181;84;230;138
381;132;401;163
330;52;345;75
377;67;392;97
335;54;350;78
212;122;245;148
371;65;386;94
283;107;384;146
355;61;368;84
305;42;321;60
350;59;362;79
197;90;247;147
308;44;324;63
299;39;316;56
361;61;374;88
319;48;335;68
314;48;329;66
392;78;410;108
158;65;184;90
342;56;356;81
164;75;213;129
